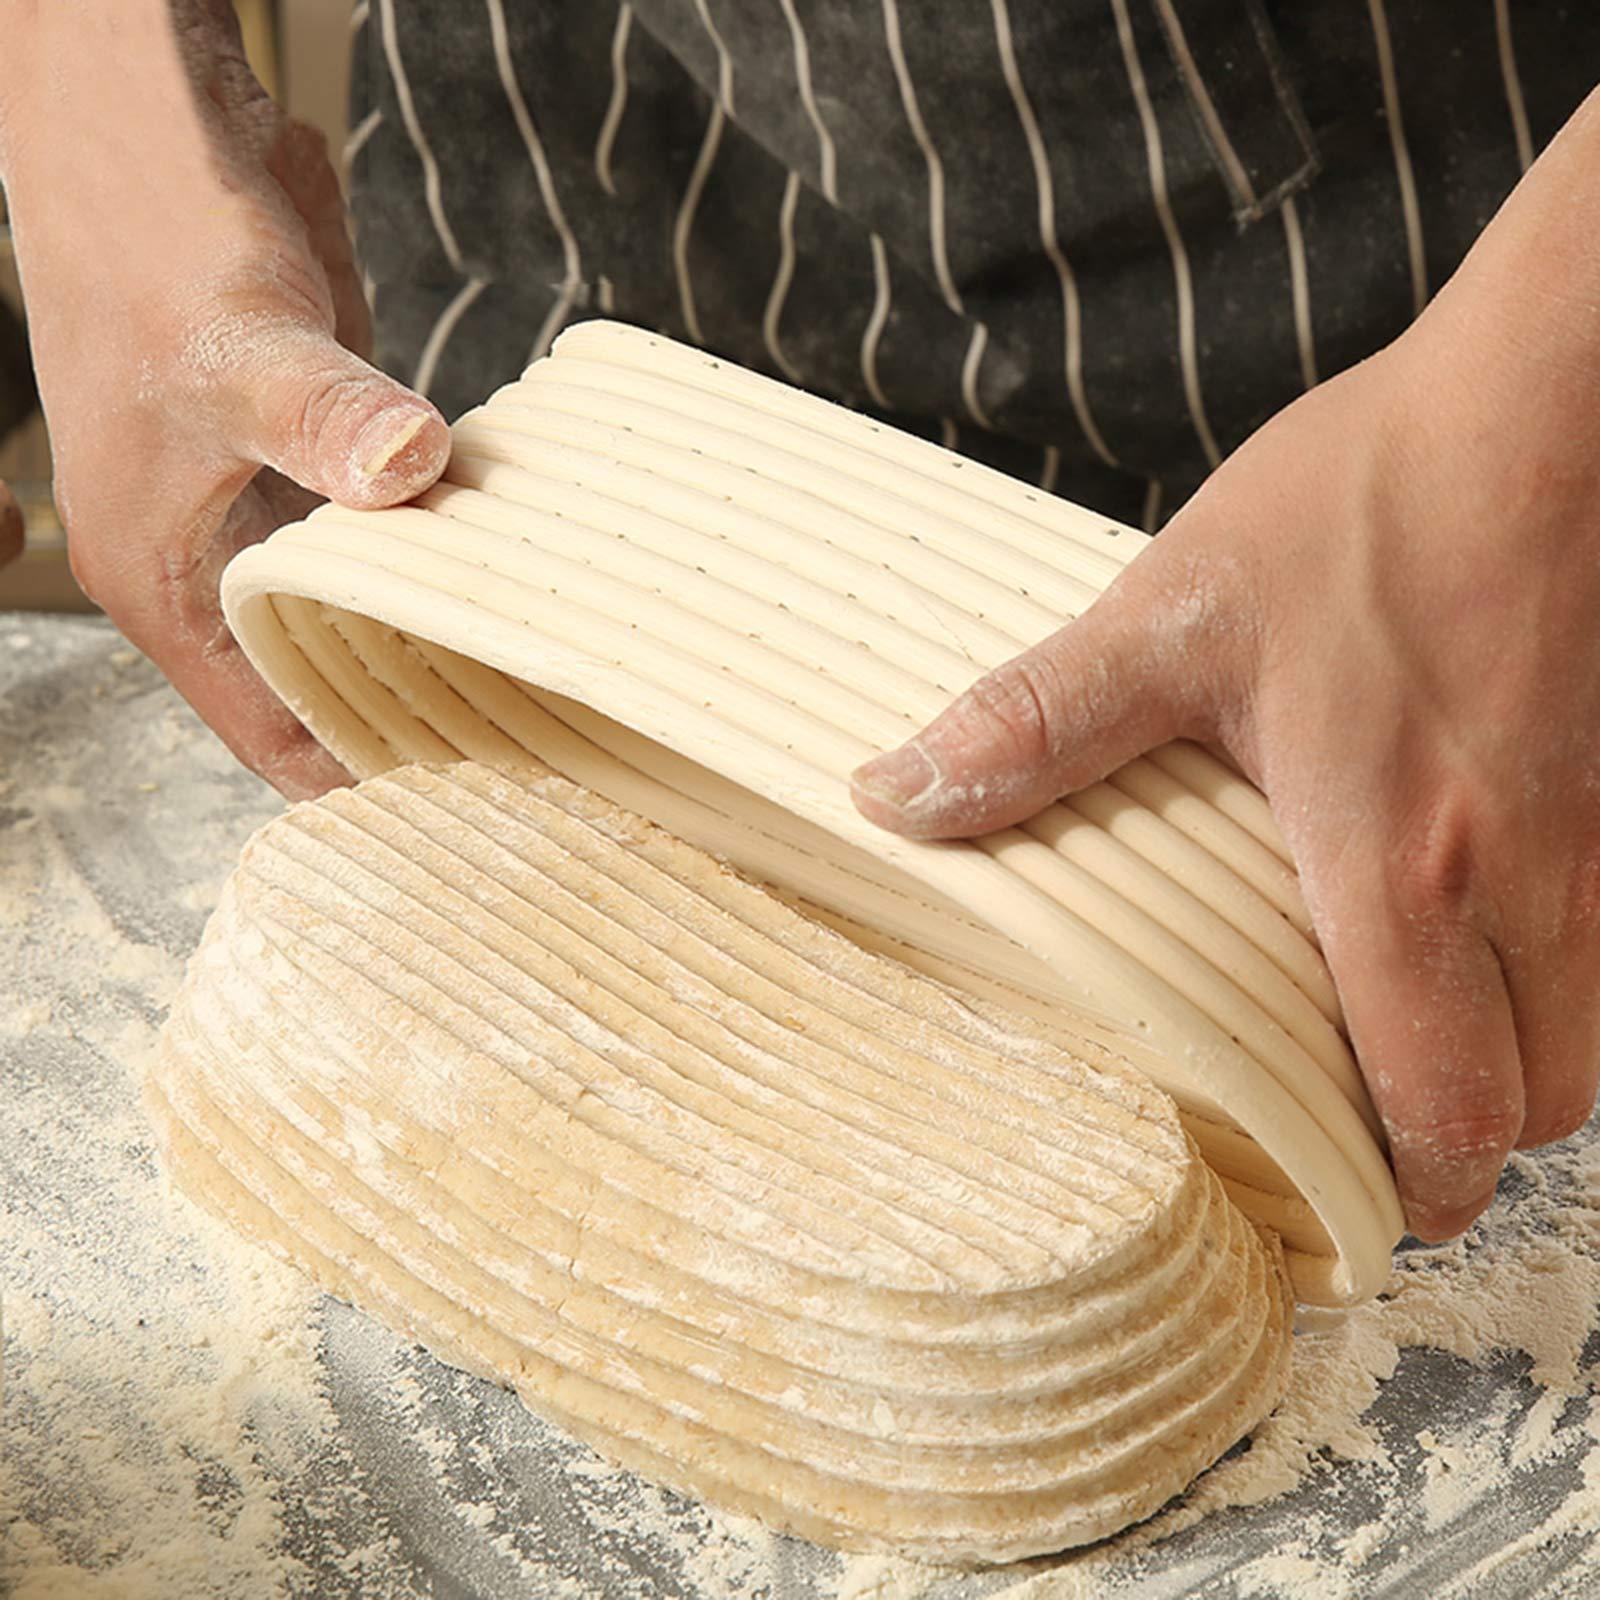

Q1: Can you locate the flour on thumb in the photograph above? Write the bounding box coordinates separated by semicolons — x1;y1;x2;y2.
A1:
851;582;1200;839
240;328;449;509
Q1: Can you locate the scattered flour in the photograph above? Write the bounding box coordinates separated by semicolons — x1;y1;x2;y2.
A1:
6;617;1600;1598
0;623;418;1598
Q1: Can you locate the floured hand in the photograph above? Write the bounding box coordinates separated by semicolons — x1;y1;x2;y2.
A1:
854;89;1600;1244
0;0;450;797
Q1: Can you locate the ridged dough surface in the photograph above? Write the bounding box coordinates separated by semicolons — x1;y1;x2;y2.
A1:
150;763;1293;1563
220;321;1401;1304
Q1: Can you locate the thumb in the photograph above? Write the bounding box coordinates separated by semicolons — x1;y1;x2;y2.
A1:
850;557;1218;839
234;325;451;509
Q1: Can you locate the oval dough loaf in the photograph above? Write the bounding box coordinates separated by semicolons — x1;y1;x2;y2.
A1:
150;763;1292;1563
218;321;1401;1304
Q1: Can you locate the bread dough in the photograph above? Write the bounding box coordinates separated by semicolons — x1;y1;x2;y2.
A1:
218;320;1401;1304
149;763;1292;1563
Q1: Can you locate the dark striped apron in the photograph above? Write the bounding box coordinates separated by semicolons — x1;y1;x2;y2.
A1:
344;0;1599;528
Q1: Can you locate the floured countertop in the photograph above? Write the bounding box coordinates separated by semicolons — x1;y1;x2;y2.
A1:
4;610;1600;1600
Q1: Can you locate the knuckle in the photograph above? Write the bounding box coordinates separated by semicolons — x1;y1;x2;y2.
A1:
199;255;338;372
1386;793;1482;922
1141;538;1260;666
286;367;371;456
1103;544;1251;729
960;655;1063;769
1388;1103;1522;1174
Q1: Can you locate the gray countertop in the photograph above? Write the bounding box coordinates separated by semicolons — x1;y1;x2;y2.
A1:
4;612;1600;1599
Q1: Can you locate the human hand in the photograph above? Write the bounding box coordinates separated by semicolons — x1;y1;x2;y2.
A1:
0;1;449;798
852;95;1600;1243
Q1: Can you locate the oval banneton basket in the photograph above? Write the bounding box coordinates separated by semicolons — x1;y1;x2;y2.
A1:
221;320;1402;1307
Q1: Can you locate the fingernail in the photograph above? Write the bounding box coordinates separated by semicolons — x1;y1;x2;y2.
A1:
357;409;432;478
852;741;938;811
